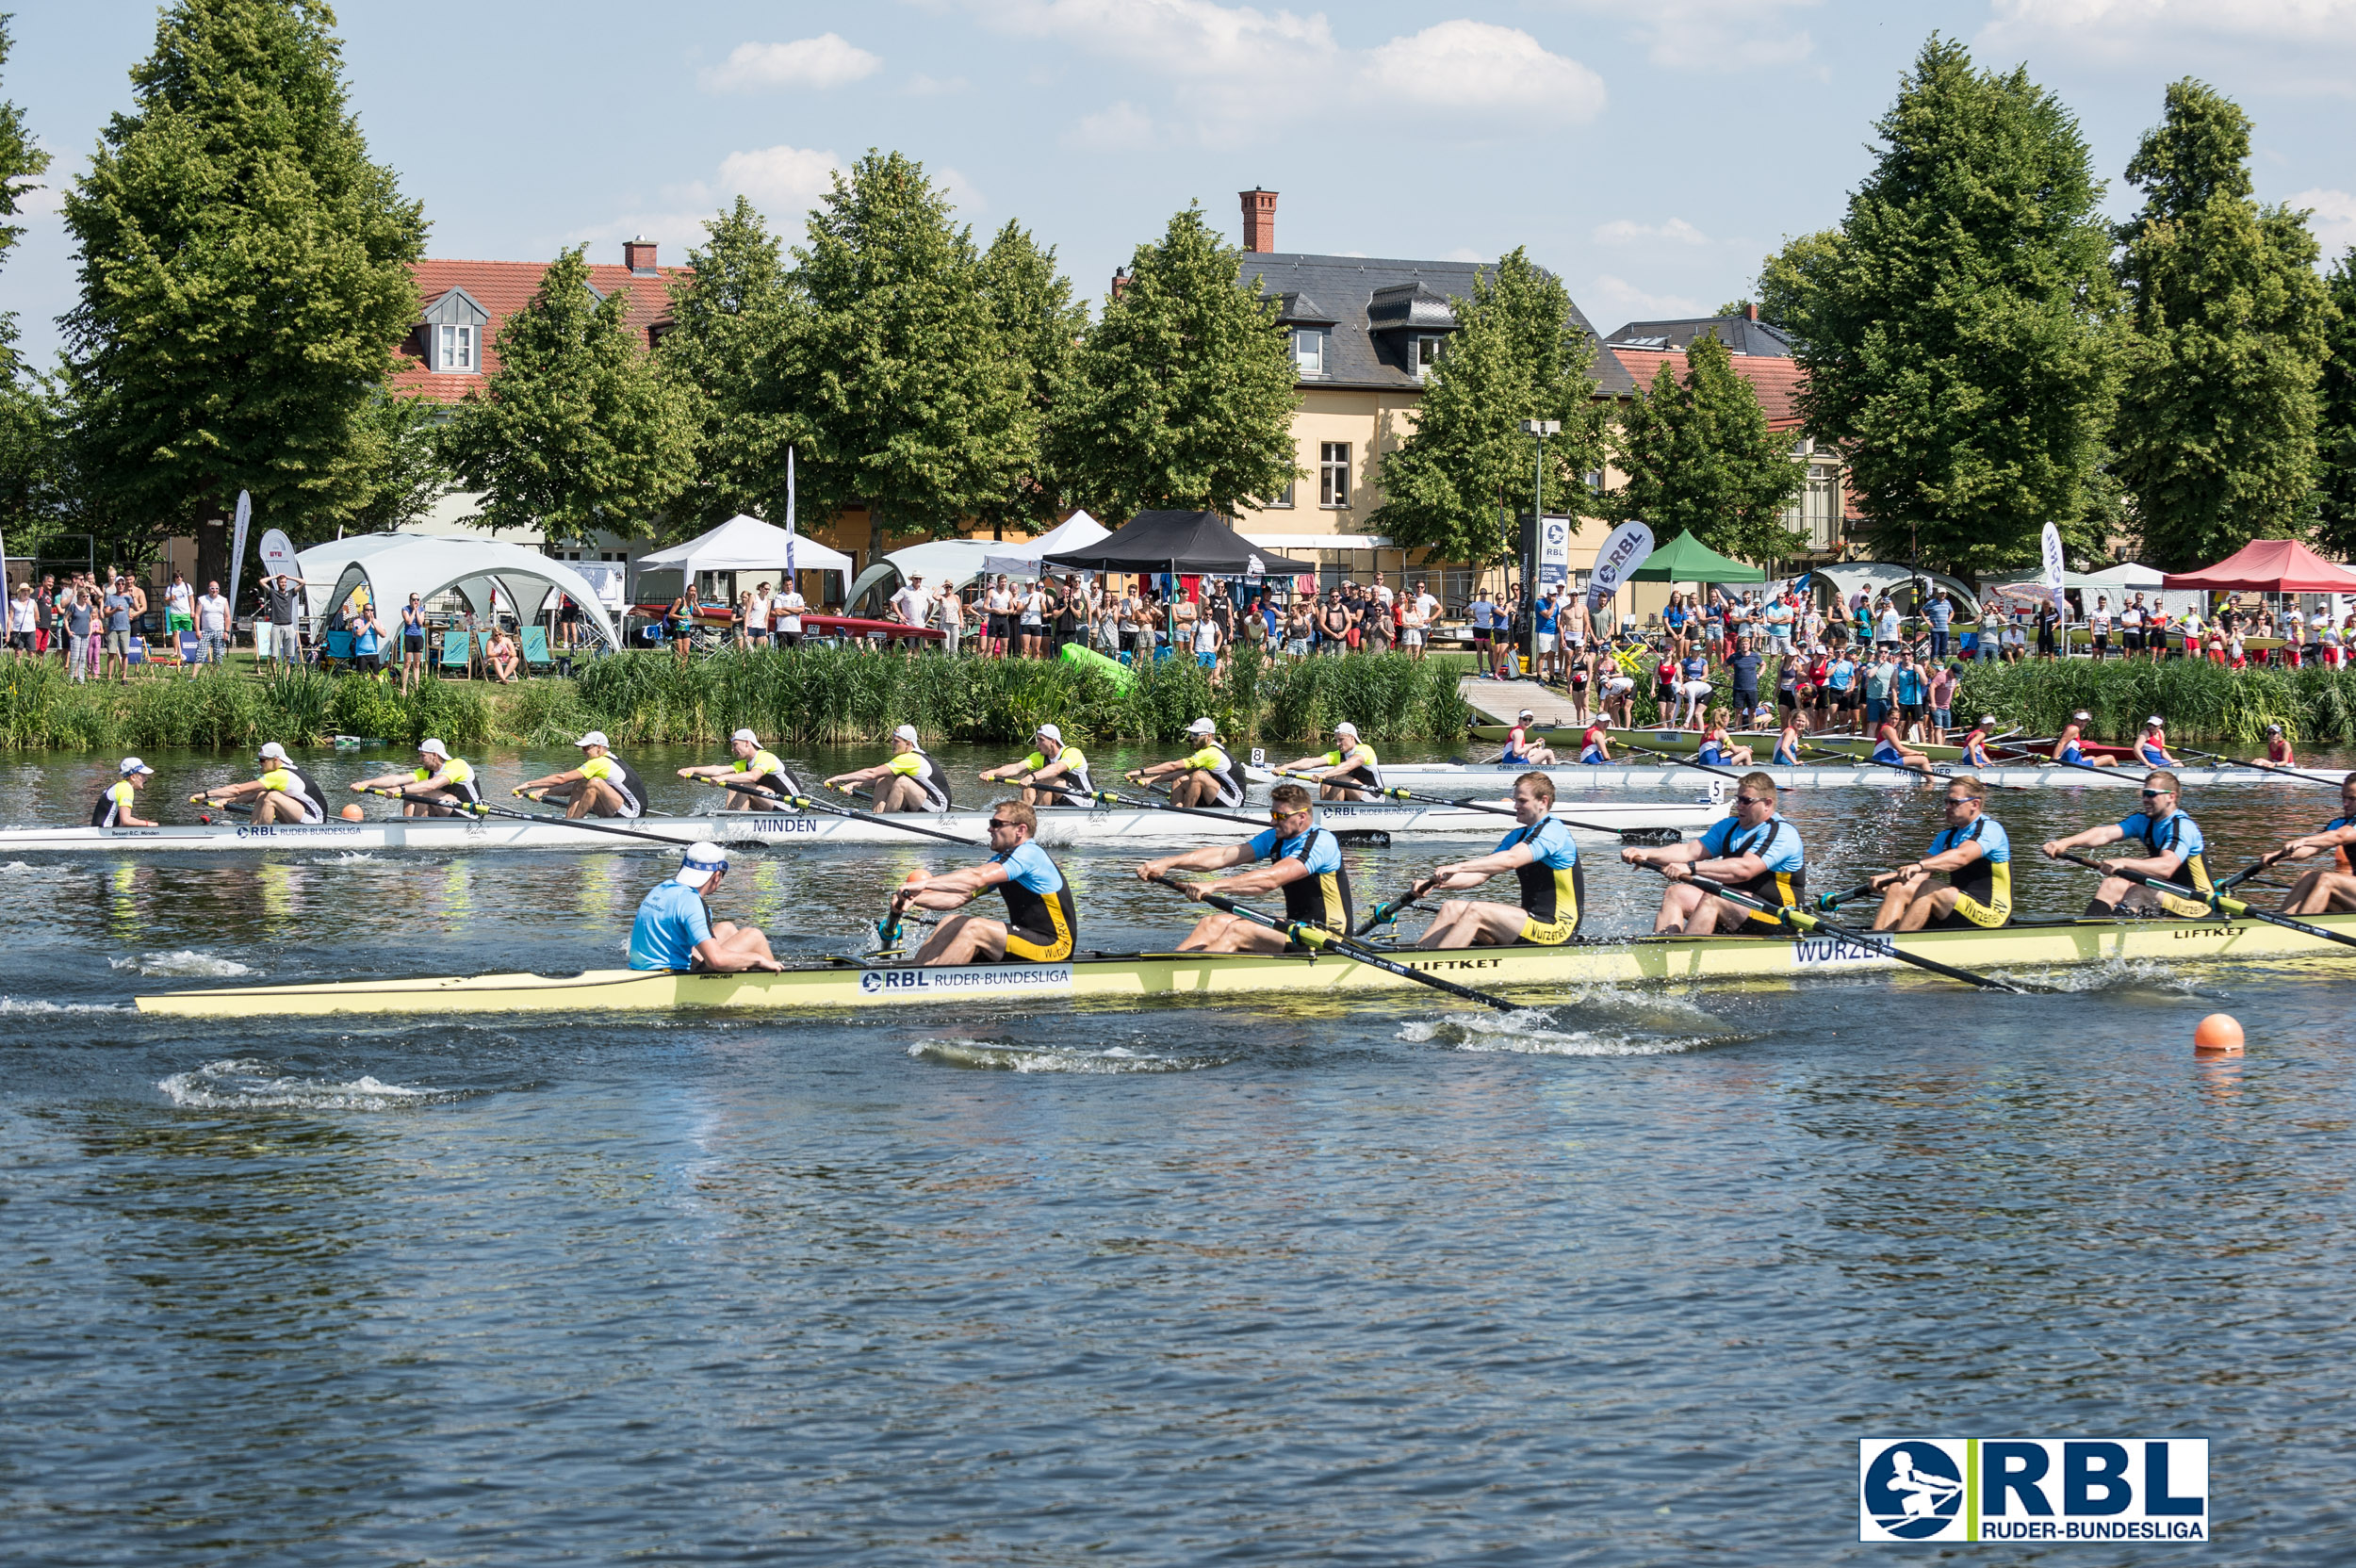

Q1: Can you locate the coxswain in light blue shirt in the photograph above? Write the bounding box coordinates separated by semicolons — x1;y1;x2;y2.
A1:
1411;773;1583;948
629;841;782;972
1137;783;1351;951
892;801;1079;965
1622;770;1805;933
2041;771;2212;917
1869;777;2012;930
2274;771;2356;915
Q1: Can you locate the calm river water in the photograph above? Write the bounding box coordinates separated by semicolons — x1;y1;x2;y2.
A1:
4;741;2353;1564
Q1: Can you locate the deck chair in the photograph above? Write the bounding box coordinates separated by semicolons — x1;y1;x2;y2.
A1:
141;635;181;666
323;629;354;668
176;631;202;664
520;626;555;674
438;628;475;678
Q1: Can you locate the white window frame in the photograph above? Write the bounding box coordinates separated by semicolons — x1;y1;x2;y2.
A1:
1412;335;1442;379
435;322;478;373
1319;442;1351;510
1294;328;1326;377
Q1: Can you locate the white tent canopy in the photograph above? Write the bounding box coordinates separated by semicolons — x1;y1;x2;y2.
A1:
980;511;1109;580
1800;561;1980;613
884;538;994;588
295;533;622;648
634;514;854;579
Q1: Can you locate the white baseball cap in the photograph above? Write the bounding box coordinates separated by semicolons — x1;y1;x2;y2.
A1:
417;738;448;757
257;742;287;760
2145;715;2165;728
730;727;760;744
1518;709;1535;721
575;731;610;749
120;757;153;776
1186;717;1217;735
1979;714;1997;727
1333;721;1359;738
676;841;728;889
1035;723;1062;743
892;724;923;746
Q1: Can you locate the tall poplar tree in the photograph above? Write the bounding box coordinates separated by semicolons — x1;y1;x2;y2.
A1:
973;220;1085;536
2312;249;2356;561
788;150;1027;556
439;247;694;542
1791;36;2115;576
1049;204;1297;521
60;0;426;575
2112;79;2333;570
1372;248;1606;564
660;196;800;533
1607;331;1807;563
0;13;60;554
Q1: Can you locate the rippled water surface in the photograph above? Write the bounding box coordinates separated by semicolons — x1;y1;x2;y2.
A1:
5;742;2354;1564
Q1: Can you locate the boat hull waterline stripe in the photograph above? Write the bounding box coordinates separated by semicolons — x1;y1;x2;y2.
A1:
135;912;2356;1017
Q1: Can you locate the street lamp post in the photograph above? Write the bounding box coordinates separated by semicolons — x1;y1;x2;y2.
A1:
1519;418;1560;681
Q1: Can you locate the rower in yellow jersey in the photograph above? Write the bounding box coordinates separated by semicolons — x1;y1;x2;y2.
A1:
351;739;483;817
1407;772;1582;948
978;723;1091;807
1283;721;1382;801
517;732;649;820
1128;717;1247;808
678;728;802;810
91;758;158;826
193;743;328;825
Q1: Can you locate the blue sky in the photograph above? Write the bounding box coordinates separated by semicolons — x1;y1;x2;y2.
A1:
11;1;2356;367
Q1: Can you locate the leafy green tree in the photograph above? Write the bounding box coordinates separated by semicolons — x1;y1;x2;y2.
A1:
974;220;1085;536
439;246;695;542
659;196;800;533
1607;330;1806;563
1372;248;1606;564
346;393;450;534
2112;79;2334;569
2312;250;2356;560
1790;36;2116;576
788;150;1027;557
1753;229;1842;339
1049;203;1297;521
59;0;426;580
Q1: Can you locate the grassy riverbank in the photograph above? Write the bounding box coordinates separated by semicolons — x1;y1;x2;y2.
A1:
0;646;1473;753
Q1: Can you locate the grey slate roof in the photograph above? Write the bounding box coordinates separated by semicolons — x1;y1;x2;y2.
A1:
1235;252;1636;395
1603;314;1795;358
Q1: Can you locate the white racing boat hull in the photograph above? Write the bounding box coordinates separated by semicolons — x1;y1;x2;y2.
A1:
0;800;1721;856
1251;763;2325;792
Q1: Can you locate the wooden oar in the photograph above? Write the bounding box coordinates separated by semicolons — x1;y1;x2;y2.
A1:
1146;874;1520;1013
1645;865;2052;994
2173;743;2341;789
2051;850;2356;953
687;777;984;847
1330;778;1683;845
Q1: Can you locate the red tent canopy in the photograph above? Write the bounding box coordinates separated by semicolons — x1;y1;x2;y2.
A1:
2161;539;2356;592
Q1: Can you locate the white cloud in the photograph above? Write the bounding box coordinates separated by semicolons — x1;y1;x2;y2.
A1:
936;165;989;215
2290;187;2356;253
1555;0;1819;71
699;34;883;93
1988;0;2356;43
1362;21;1604;122
1065;100;1158;151
1593;217;1710;247
960;0;1336;80
1587;273;1706;320
709;145;844;210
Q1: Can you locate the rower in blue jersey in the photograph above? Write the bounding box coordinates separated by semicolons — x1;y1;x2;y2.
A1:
1871;714;1936;777
1138;782;1351;951
892;800;1078;964
1579;721;1613;764
1869;776;2012;930
1408;772;1583;948
2041;771;2213;917
2273;771;2356;915
1621;771;1805;933
2135;715;2178;767
628;841;782;972
1958;715;1998;768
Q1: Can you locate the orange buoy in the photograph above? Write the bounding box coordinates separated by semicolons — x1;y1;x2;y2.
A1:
2193;1013;2244;1055
340;803;367;821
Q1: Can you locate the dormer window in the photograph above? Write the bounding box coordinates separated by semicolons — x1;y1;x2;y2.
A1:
435;323;476;372
1412;335;1443;379
1294;328;1326;376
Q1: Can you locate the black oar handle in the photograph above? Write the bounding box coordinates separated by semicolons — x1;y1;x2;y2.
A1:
695;776;983;847
1622;742;1749;784
1658;865;2040;994
1146;874;1519;1012
2053;848;2356;951
1364;781;1680;844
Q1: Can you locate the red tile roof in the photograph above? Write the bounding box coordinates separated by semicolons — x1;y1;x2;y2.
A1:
390;257;689;404
1609;348;1806;429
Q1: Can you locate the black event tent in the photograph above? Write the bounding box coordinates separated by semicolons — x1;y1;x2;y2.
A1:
1040;510;1318;577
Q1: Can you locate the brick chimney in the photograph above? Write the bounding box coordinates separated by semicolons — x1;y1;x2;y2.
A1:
623;236;659;275
1240;188;1277;253
1745;302;1759;321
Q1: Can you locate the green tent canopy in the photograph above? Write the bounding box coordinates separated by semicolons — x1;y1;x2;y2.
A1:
1628;529;1766;583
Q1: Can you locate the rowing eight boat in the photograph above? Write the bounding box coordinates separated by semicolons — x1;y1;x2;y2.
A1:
1253;763;2331;792
135;910;2356;1017
0;799;1720;855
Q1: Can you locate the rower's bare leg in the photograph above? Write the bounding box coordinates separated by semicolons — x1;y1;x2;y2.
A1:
873;776;926;813
1871;873;1929;931
1416;900;1528;949
1170;775;1208;807
568;778;628;819
1893;886;1960;933
915;915;1009;965
1655;882;1711;933
725;789;763;811
698;920;780;968
1176;914;1293;953
253;791;310;825
2286;871;2356;916
2093;874;2136;907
